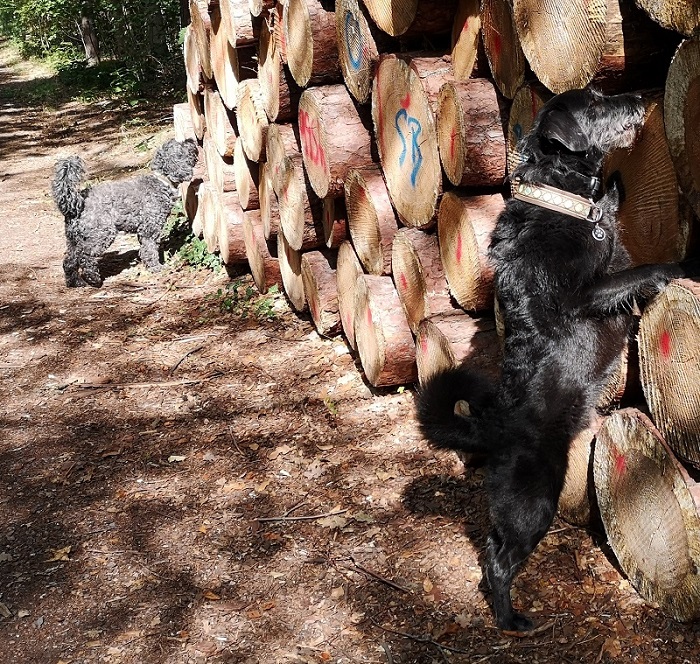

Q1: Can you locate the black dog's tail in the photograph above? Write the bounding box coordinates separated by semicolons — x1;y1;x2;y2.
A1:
416;366;499;456
52;156;86;219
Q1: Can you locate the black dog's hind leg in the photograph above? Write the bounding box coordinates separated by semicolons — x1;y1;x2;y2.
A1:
138;231;163;272
80;254;103;287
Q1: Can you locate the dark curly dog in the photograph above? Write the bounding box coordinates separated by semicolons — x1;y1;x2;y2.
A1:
52;138;199;287
417;88;698;632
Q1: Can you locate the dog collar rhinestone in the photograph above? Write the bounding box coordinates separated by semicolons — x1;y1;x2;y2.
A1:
153;172;178;190
512;179;606;241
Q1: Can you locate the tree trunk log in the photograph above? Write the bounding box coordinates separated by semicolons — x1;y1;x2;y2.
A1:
404;54;454;115
277;228;307;311
174;102;197;142
203;87;237;157
272;1;288;64
593;408;700;622
191;184;205;238
392;228;455;333
187;87;207;141
335;0;380;103
361;0;457;37
220;0;260;48
189;0;213;79
323;196;349;249
234;135;260;210
179;145;206;222
184;25;204;94
236;79;269;162
278;154;326;250
506;82;551;175
344;166;398;275
249;0;275;17
481;0;525;99
199;181;221;252
218;192;248;264
437;192;503;311
284;0;342;87
203;133;237;194
301;250;341;336
451;0;487;81
665;38;700;221
415;312;500;384
437;78;508;188
371;54;442;229
258;15;302;121
638;279;700;468
636;0;700;35
337;240;364;349
266;122;301;196
259;161;280;240
606;94;691;266
354;275;417;387
243;208;281;293
209;6;239;109
298;84;374;199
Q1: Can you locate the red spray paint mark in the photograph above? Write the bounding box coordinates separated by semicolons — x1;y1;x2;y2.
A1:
366;308;373;326
401;93;411;110
614;451;626;476
531;89;539;121
456;233;463;263
493;32;502;58
420;336;428;353
449;129;457;161
399;273;408;291
660;330;671;359
461;18;470;33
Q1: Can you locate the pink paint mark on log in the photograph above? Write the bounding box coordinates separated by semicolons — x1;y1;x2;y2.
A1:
420;336;428;353
449;129;457;161
461;18;470;33
660;330;671;359
401;93;411;110
614;451;626;476
456;233;463;263
399;273;408;291
366;308;373;326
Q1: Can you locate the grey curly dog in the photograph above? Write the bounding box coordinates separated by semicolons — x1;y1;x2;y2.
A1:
52;138;199;287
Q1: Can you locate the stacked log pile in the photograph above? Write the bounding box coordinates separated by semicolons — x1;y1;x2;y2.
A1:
176;0;700;621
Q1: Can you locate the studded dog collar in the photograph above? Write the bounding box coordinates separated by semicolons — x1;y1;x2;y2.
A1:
512;178;607;241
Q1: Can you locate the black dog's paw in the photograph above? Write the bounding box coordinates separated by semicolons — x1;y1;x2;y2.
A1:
500;612;534;633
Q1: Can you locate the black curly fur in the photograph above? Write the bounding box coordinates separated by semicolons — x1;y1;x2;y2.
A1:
52;138;199;287
416;88;699;632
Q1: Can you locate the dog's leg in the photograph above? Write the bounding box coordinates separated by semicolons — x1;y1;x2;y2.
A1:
138;233;163;272
80;255;103;287
63;248;87;287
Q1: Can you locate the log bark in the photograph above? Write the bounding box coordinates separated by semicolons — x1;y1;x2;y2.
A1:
220;0;260;48
337;240;364;349
638;279;700;468
606;94;691;266
323;196;349;249
243;208;281;293
277;154;326;250
233;138;260;210
335;0;380;103
236;78;269;162
259;161;281;240
481;0;525;99
361;0;458;37
437;78;507;188
277;228;307;311
437;192;503;312
298;84;374;199
371;54;442;229
392;228;455;333
636;0;700;35
506;82;551;175
594;408;700;622
284;0;342;87
665;38;700;220
218;192;248;264
415;312;500;385
404;54;454;115
301;250;341;336
344;166;398;275
189;0;213;79
203;133;237;194
187;87;207;141
174;102;197;142
203;87;237;157
258;15;302;121
354;274;417;387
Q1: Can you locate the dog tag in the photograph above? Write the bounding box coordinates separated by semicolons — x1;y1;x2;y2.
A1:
592;224;606;241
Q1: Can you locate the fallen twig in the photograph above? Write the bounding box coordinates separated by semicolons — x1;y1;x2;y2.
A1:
255;508;348;523
370;618;473;656
169;345;204;374
345;556;412;594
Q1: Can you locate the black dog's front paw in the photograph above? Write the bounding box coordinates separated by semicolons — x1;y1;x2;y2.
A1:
499;612;534;633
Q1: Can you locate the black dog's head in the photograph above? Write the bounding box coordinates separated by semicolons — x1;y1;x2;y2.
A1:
151;138;199;185
514;88;645;196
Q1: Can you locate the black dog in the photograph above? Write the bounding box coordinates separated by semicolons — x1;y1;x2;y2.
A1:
417;88;695;631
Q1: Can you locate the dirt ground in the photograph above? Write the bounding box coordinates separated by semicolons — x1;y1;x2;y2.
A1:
1;43;700;664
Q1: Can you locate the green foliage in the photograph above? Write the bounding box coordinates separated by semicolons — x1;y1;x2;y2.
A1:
162;204;224;274
210;281;279;321
0;0;185;96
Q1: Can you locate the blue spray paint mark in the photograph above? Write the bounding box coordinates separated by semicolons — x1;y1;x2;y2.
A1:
344;11;362;72
395;108;423;188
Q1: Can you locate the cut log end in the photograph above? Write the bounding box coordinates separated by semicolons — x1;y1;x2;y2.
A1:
301;250;341;336
337;241;364;349
481;0;525;98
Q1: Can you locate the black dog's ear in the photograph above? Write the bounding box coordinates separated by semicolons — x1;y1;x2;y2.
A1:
538;109;589;154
